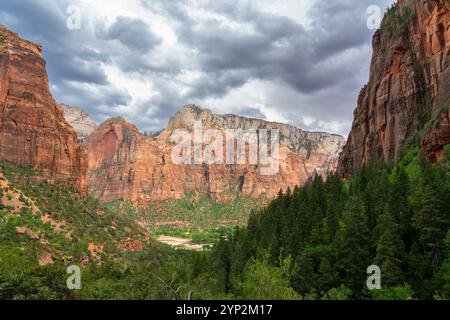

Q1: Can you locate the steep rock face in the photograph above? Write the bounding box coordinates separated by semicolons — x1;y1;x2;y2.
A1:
62;105;97;143
0;24;87;193
338;0;450;176
421;103;450;162
86;105;345;203
85;117;158;202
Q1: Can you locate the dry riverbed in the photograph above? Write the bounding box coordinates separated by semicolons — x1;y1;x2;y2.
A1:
156;235;211;251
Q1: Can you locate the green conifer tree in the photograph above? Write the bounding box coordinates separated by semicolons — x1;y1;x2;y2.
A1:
373;212;406;287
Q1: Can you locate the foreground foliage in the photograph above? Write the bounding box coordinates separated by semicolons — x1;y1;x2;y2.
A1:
209;148;450;299
0;144;449;299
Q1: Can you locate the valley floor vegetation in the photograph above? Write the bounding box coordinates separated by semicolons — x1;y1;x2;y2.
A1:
0;142;449;299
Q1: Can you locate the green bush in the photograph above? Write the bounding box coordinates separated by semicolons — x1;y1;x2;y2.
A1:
382;5;415;37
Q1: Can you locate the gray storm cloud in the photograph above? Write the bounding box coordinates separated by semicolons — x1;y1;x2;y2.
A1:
0;0;395;136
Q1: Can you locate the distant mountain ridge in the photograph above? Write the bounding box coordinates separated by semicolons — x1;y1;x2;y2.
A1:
84;105;345;203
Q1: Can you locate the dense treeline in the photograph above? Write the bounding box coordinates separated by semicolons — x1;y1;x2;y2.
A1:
206;150;450;299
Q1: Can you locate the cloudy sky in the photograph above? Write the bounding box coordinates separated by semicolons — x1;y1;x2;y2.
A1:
0;0;395;137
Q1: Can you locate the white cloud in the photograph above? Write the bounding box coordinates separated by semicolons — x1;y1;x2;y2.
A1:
1;0;396;136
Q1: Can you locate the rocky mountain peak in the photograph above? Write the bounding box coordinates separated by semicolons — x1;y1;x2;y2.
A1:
167;105;215;129
168;105;345;152
0;23;43;56
87;105;345;203
62;105;97;143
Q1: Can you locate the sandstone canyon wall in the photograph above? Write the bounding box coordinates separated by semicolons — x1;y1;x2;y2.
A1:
0;24;87;193
338;0;450;176
0;24;345;203
86;106;345;203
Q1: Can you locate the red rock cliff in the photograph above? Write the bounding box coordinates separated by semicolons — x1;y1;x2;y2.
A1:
86;106;345;203
338;0;450;176
0;24;87;193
